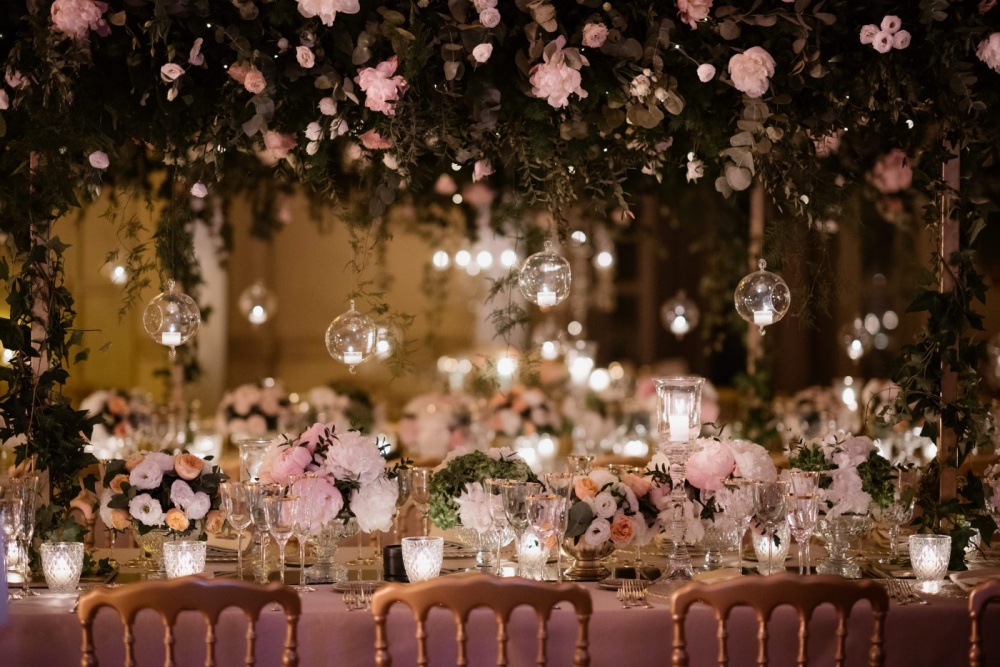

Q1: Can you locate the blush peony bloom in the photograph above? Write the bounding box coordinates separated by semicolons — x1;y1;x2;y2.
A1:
479;8;501;28
259;443;314;485
728;46;775;98
528;36;590;109
319;97;337;115
350;476;399;533
677;0;713;29
160;63;185;82
296;46;316;69
976;33;1000;73
190;181;208;198
88;151;109;169
686;439;736;490
295;477;344;531
697;63;716;82
244;68;267;94
729;439;777;481
892;30;911;49
473;159;493;182
859;24;879;45
355;56;408;115
262;130;296;160
324;430;386;484
51;0;109;41
472;43;493;64
871;31;893;54
296;0;360;26
582;23;608;48
359;129;393;149
869;148;912;194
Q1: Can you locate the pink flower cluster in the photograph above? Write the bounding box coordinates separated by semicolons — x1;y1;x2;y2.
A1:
677;0;713;30
296;0;360;26
976;33;1000;73
50;0;109;41
860;16;911;54
685;438;777;491
355;56;408;116
869;148;912;194
728;46;776;99
529;37;589;109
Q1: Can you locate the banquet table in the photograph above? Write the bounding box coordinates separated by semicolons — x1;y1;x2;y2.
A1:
2;547;999;667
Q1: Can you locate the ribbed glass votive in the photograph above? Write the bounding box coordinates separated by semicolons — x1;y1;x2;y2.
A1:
41;541;84;594
163;540;207;579
401;536;444;582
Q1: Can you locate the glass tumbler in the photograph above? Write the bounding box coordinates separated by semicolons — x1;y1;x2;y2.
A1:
41;541;84;594
401;536;444;582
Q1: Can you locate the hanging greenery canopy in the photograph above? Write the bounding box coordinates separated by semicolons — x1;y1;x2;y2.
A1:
0;0;998;555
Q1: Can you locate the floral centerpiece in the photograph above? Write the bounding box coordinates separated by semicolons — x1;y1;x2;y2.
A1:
788;432;894;515
80;389;151;459
398;392;477;461
427;448;537;531
304;383;380;434
99;451;227;538
564;468;660;550
215;380;292;437
487;386;561;440
257;422;399;533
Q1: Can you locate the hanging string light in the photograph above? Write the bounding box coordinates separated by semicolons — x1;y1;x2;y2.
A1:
238;280;278;326
660;290;700;339
733;259;790;335
142;279;201;359
325;299;378;374
518;240;572;308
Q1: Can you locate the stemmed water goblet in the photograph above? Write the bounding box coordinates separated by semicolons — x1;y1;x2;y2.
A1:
874;468;920;562
719;479;756;574
220;480;253;580
264;495;299;585
9;473;41;597
526;493;562;579
1;498;24;601
394;470;411;540
501;481;542;576
753;481;789;576
247;482;283;583
544;472;573;582
567;455;594;476
484;478;511;575
786;493;819;575
289;474;317;592
408;468;432;536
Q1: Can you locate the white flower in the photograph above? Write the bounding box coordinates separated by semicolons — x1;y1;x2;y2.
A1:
872;31;894;54
296;46;315;69
88;151;109;169
479;8;501;28
729;439;777;481
832;435;876;469
147;452;176;471
129;457;163;490
588;468;617;490
170;479;194;504
350;476;398;532
686;158;704;183
324;430;386;484
880;15;901;34
296;0;360;26
823;467;871;516
892;30;911;50
977;33;1000;72
98;490;114;528
629;74;651;99
305;121;323;141
190;181;208;198
697;63;716;82
472;43;493;64
859;24;879;45
319;97;338;115
129;493;164;526
589;491;617;519
727;46;776;99
160;63;184;82
487;447;518;461
455;482;493;532
583;517;611;546
177;490;211;520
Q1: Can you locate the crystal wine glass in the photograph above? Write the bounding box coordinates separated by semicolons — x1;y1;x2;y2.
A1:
9;474;41;597
566;455;594;476
544;472;573;582
526;492;562;579
753;481;789;576
289;474;318;592
786;493;819;575
247;482;283;584
501;481;542;576
264;495;299;585
876;469;920;562
0;498;24;601
408;468;432;536
484;478;511;575
719;479;756;574
394;470;411;540
220;480;253;580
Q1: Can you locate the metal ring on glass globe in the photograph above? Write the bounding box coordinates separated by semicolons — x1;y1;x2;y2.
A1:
517;240;572;308
238;280;278;327
733;259;791;335
660;290;700;339
142;279;201;359
325;299;378;374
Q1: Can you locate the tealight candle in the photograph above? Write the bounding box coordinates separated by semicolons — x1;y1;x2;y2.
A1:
164;540;207;579
41;541;84;594
161;331;182;346
536;290;557;307
753;310;773;326
668;414;690;442
343;350;363;365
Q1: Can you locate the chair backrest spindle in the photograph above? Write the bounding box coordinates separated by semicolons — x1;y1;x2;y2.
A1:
969;578;1000;667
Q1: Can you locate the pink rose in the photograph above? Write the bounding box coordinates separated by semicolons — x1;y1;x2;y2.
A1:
88;151;109;169
582;23;608;49
880;15;901;34
319;97;337;115
871;31;893;54
697;63;716;82
892;30;911;50
574;476;599;500
677;0;713;30
359;128;393;149
173;453;205;481
473;159;493;182
51;0;109;41
262;130;296;160
727;46;775;99
355;56;408;116
260;444;314;485
609;514;636;546
107;508;131;531
160;63;185;83
244;69;266;94
528;36;590;109
686;440;736;490
869;148;912;194
296;46;316;69
977;33;1000;72
188;38;205;66
859;25;879;45
479;8;501;28
472;43;493;64
296;0;360;27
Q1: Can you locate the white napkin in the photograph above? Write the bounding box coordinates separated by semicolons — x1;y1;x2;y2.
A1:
949;567;1000;592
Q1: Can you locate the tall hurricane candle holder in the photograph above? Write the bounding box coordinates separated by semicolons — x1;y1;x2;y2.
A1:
649;376;704;596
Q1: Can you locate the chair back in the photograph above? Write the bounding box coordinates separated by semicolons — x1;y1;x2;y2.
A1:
77;575;300;667
969;577;1000;667
670;573;888;667
370;572;592;666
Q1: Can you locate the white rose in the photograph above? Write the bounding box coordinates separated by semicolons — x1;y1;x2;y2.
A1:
190;181;208;198
160;63;185;82
582;517;611;547
472;43;493;64
296;46;315;69
727;46;775;99
591;491;617;519
305;121;323;141
696;63;716;82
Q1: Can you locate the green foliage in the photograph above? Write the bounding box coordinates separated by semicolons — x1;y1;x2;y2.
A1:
426;450;539;530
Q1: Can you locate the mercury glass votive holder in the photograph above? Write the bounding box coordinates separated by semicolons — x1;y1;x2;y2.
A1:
41;541;84;594
163;540;207;579
909;534;950;589
401;536;444;582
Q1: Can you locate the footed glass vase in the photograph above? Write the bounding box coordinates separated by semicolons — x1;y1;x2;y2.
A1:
816;514;869;579
305;519;358;585
131;526;171;573
456;525;513;574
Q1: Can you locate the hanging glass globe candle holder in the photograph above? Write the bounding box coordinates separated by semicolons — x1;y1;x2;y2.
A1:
142;279;201;359
733;259;791;335
517;240;571;308
325;299;378;374
660;290;700;339
238;280;278;326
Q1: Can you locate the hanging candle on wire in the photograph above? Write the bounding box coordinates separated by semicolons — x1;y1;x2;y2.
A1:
660;290;700;339
517;240;571;308
325;299;378;374
733;259;790;335
142;279;201;359
238;280;278;326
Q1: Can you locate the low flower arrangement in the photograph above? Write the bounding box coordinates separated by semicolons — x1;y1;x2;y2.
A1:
788;432;895;515
487;386;560;439
99;451;227;538
80;389;150;441
427;448;537;531
215;380;292;437
398;392;476;460
257;422;399;533
304;383;379;434
564;468;660;550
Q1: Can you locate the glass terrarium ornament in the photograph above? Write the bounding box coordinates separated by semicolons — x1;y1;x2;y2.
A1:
325;299;378;374
660;290;700;339
142;279;201;359
733;259;791;335
518;240;571;308
238;280;278;326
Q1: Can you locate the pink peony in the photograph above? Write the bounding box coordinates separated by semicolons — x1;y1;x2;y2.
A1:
359;128;393;149
870;148;912;194
728;46;775;98
262;130;296;160
88;151;109;169
160;63;185;83
473;159;493;182
472;43;493;64
296;46;315;69
244;69;266;94
976;33;1000;73
355;56;408;116
293;476;344;530
528;36;590;109
296;0;360;26
51;0;109;41
677;0;713;29
871;31;893;54
859;24;879;45
686;439;736;490
892;30;911;50
621;472;652;498
582;23;608;48
479;8;501;28
259;443;314;485
697;63;716;82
